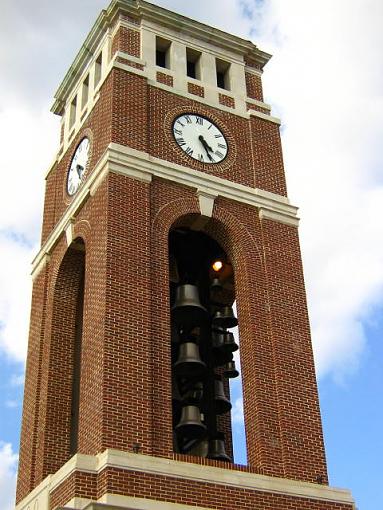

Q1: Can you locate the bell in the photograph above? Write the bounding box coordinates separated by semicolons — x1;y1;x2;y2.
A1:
210;277;222;292
212;348;233;367
181;381;204;403
184;438;209;457
171;284;208;328
212;306;238;329
208;435;232;462
214;376;232;414
224;360;240;378
175;405;206;439
173;342;206;378
212;329;238;353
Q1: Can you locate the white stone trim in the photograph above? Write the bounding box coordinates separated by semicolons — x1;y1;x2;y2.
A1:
197;189;218;218
31;252;50;281
64;217;76;246
249;108;281;125
98;494;213;510
31;143;299;278
246;97;271;111
259;207;300;227
16;449;355;510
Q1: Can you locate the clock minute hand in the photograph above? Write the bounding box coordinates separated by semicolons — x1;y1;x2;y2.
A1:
198;135;214;160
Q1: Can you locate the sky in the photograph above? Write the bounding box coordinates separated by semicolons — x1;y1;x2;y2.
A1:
0;0;382;509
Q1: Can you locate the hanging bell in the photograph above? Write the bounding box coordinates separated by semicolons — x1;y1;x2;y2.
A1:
173;342;206;378
224;360;240;378
208;434;232;462
212;348;233;368
171;284;208;329
175;405;206;439
214;376;232;414
212;306;238;329
210;277;222;292
212;329;238;353
184;438;209;457
181;381;204;404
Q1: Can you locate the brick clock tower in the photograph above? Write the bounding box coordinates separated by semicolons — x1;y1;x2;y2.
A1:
16;1;355;510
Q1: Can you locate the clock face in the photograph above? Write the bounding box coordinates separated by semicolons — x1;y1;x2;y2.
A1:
172;114;228;164
66;137;90;196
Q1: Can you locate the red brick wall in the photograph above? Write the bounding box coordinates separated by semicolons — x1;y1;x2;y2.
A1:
245;72;264;101
16;267;49;500
111;25;141;58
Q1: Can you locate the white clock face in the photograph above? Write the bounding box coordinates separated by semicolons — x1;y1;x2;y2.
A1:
66;137;90;196
172;114;228;164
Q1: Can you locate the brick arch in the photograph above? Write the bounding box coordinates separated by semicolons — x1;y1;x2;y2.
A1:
150;194;284;476
40;238;86;478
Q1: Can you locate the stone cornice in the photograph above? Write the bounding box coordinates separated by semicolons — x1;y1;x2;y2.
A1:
16;449;355;510
31;143;299;278
51;0;271;113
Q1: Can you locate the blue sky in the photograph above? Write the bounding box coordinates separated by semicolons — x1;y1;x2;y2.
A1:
1;1;383;509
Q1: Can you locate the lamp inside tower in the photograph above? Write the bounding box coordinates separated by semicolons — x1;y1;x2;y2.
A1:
169;228;238;462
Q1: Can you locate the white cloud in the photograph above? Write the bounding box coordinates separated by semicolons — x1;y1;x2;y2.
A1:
5;400;19;409
0;442;18;510
9;374;25;387
251;0;383;379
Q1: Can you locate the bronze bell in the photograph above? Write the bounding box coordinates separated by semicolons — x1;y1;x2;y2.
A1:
224;360;239;378
182;381;204;403
212;348;233;367
175;405;206;439
185;438;209;458
213;329;238;353
214;376;232;414
208;435;232;462
171;284;208;328
173;342;206;378
212;306;238;329
210;277;222;292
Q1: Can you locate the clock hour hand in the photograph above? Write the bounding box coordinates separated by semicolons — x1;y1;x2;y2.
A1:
198;135;214;161
76;164;84;179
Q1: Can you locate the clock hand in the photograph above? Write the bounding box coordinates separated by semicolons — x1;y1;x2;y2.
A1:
76;164;84;179
198;135;214;160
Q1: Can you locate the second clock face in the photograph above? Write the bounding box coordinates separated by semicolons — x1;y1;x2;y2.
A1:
67;137;90;196
172;114;228;164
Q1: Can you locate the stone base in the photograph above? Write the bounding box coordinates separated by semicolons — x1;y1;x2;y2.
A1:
16;449;355;510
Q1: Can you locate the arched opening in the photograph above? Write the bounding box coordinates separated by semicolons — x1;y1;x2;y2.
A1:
169;226;243;463
45;238;85;472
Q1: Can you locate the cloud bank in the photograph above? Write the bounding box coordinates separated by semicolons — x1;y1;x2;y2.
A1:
0;442;18;510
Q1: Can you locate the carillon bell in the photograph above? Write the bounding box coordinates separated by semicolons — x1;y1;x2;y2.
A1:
185;438;209;458
182;381;204;403
212;329;238;353
171;284;208;328
212;306;238;329
175;405;206;439
173;342;206;378
224;360;240;378
208;434;232;462
214;376;232;414
210;277;222;292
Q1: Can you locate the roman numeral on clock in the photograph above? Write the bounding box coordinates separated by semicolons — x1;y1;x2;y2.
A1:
185;147;193;156
174;128;183;136
217;143;227;150
196;117;203;125
215;151;224;159
176;138;186;146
